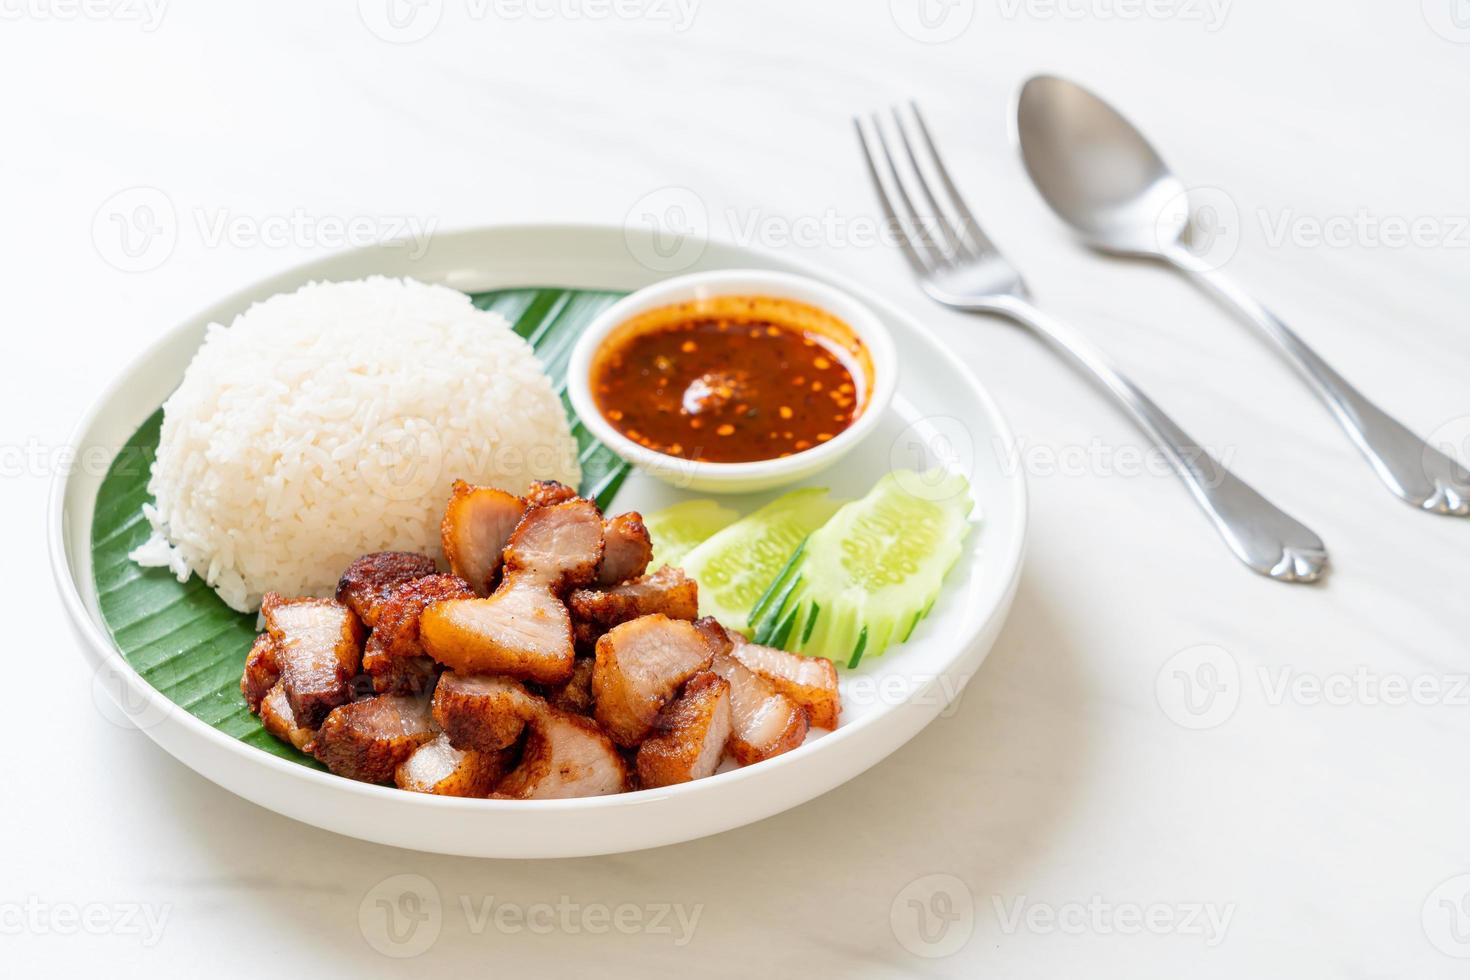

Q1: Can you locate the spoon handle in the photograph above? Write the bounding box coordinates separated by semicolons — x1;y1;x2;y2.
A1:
993;295;1328;583
1163;247;1470;516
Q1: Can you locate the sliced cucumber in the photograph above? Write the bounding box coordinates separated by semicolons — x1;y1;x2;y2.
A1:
644;499;741;570
681;488;843;635
751;470;972;666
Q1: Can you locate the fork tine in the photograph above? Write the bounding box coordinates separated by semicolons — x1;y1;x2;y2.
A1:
853;116;935;277
866;113;949;273
889;105;972;262
905;101;997;258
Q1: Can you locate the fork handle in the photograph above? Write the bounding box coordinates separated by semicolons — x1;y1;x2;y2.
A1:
1162;246;1470;516
992;295;1328;583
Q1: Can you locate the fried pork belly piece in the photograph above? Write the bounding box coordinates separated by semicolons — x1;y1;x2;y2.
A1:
310;694;436;784
259;681;315;751
241;633;281;712
432;672;540;752
335;552;437;626
569;566;700;646
636;671;732;788
495;707;629;799
546;656;596;715
395;733;508;797
730;635;841;730
361;574;474;694
592;615;715;747
710;652;808;765
692;616;733;657
502;498;604;590
440;481;525;596
597;512;653;586
420;576;575;685
523;480;578;509
261;593;364;728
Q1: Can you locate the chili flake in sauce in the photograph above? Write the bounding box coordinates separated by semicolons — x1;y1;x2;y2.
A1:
590;295;872;464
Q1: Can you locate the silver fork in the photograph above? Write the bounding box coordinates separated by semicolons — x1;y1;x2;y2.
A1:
855;103;1329;584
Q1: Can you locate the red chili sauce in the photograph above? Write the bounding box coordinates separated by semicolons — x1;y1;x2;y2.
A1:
590;295;872;464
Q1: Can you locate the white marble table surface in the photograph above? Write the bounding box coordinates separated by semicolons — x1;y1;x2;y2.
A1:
6;1;1469;975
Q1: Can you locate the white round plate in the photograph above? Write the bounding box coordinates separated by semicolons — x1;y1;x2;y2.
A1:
50;225;1027;858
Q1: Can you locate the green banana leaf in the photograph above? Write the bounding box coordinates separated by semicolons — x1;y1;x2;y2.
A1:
90;287;628;766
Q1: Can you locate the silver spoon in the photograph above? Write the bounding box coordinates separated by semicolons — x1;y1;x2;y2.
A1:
1015;74;1470;517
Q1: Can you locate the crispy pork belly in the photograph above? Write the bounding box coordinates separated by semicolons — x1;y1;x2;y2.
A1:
310;694;436;784
395;733;508;797
597;512;653;586
692;615;733;657
259;681;314;751
432;672;540;752
710;652;808;765
420;576;575;685
636;672;733;788
261;593;364;728
440;481;525;596
495;707;629;799
546;656;596;715
361;574;473;694
730;635;841;730
592;615;715;747
366;655;440;698
241;633;280;712
569;566;700;646
523;480;578;509
502;498;604;590
335;552;437;625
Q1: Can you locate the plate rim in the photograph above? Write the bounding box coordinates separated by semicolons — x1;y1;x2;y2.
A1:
49;223;1028;843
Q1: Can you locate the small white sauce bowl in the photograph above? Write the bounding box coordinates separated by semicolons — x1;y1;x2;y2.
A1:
568;269;897;494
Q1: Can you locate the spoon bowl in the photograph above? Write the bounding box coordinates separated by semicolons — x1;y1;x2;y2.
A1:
1016;74;1187;256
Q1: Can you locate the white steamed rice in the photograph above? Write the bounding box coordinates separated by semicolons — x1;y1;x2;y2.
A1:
130;276;581;613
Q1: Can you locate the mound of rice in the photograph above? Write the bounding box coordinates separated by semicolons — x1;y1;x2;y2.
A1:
130;276;581;613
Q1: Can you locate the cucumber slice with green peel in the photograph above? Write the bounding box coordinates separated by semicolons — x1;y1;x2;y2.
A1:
644;499;741;570
681;488;843;634
750;470;973;665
